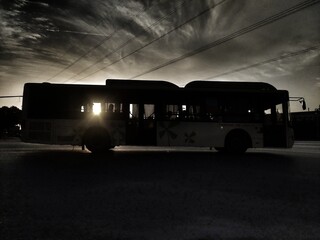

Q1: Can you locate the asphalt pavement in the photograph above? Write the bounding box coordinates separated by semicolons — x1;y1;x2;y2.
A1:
1;139;320;240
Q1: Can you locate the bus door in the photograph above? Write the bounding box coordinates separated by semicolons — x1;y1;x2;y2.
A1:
263;103;288;147
126;103;156;145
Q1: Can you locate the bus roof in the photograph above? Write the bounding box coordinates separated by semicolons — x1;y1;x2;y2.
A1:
105;79;277;92
105;79;179;89
185;81;277;91
25;80;279;93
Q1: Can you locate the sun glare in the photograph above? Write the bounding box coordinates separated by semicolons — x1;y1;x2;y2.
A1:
92;102;101;115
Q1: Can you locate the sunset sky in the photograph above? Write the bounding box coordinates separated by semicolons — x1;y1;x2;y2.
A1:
0;0;319;112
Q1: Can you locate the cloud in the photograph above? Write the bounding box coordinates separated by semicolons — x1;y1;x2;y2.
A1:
0;0;319;111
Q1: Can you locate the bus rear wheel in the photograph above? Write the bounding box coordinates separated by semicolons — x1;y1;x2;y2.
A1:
83;127;111;153
225;130;251;154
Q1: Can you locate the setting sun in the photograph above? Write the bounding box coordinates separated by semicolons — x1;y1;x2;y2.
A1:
92;102;101;115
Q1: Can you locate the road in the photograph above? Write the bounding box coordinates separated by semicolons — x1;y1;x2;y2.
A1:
1;139;320;240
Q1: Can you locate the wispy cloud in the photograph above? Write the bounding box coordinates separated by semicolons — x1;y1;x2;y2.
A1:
0;0;319;110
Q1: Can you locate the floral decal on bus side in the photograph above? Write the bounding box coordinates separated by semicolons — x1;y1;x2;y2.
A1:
158;121;179;145
184;131;196;144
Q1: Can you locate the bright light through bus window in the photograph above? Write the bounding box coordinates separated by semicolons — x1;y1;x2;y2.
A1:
92;102;101;115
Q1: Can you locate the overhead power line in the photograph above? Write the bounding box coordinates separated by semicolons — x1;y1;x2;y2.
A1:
45;3;122;81
130;0;320;79
203;44;320;79
2;47;317;102
68;0;190;82
74;0;228;82
46;33;115;82
46;1;159;82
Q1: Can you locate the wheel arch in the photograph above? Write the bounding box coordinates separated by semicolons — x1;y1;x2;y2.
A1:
224;128;252;153
82;126;112;153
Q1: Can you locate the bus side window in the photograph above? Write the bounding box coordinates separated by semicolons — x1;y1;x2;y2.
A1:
264;108;272;125
144;104;155;119
205;99;219;121
105;102;123;116
188;105;201;120
92;102;102;115
86;104;92;113
264;104;284;125
105;103;116;113
116;103;123;113
129;104;139;119
181;105;187;119
276;103;283;123
165;104;179;120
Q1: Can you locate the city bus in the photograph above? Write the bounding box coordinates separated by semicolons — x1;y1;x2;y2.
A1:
21;79;294;153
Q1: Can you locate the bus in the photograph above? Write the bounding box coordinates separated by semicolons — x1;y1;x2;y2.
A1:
21;79;294;153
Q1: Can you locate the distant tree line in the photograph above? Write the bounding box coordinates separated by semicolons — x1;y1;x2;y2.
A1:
0;106;22;138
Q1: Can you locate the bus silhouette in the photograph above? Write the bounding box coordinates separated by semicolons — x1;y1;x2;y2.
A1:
21;79;294;153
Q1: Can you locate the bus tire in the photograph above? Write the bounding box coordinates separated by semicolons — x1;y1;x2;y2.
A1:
83;127;111;153
225;129;251;154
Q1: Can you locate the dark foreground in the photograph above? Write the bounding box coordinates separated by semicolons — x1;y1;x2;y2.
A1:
1;139;320;240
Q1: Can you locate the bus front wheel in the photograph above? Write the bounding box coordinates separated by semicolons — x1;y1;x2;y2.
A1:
83;127;111;153
225;130;251;154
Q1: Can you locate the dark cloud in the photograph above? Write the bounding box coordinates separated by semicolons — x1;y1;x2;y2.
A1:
0;0;319;111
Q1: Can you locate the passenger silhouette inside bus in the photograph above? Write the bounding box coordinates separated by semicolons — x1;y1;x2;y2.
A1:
108;104;114;113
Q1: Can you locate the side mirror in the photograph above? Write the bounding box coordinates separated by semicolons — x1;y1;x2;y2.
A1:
302;99;306;110
290;97;307;111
